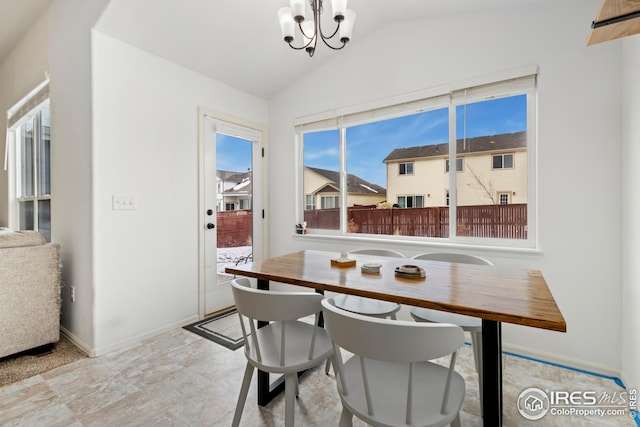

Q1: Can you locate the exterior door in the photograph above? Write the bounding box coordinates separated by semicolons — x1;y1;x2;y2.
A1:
200;113;263;316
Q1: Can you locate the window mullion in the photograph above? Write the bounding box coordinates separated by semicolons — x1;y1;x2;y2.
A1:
32;112;40;231
339;120;347;233
448;100;457;240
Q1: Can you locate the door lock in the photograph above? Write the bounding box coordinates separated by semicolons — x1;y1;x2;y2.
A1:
207;223;215;229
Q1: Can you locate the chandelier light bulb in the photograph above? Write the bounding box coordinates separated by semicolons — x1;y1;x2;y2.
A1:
278;7;295;43
290;0;306;23
331;0;347;21
339;9;356;43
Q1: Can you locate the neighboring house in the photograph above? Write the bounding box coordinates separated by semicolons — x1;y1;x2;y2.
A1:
383;132;527;207
218;170;252;211
304;166;386;209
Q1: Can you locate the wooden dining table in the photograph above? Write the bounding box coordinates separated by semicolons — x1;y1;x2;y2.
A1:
225;249;566;426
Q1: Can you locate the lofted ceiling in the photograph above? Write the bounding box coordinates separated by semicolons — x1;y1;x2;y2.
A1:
0;0;51;66
94;0;561;100
2;0;604;100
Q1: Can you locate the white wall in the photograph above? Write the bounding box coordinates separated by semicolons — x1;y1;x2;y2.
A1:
0;9;49;226
621;36;640;390
91;31;268;354
269;1;625;374
47;0;111;354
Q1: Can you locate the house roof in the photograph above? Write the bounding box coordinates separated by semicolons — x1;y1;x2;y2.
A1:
217;170;244;180
382;131;527;163
306;167;386;195
223;178;252;195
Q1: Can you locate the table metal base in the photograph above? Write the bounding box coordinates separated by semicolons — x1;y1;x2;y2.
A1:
482;319;503;426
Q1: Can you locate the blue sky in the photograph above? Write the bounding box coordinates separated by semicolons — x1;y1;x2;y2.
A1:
216;95;527;187
216;133;253;173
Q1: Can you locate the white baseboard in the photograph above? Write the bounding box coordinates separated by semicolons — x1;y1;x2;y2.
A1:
503;342;622;380
62;315;200;358
59;326;93;357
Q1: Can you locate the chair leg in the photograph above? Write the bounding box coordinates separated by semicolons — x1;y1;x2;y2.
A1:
451;413;462;427
285;373;297;427
232;363;255;427
470;330;483;415
339;408;353;427
325;357;332;374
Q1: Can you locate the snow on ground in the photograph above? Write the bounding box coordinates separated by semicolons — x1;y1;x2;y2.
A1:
217;246;252;275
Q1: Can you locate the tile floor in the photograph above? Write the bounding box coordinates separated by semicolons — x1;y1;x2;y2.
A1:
0;328;636;426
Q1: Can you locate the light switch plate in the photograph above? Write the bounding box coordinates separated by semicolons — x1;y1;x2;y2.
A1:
112;195;136;210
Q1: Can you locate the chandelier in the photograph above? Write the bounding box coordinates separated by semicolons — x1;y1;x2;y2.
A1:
278;0;356;57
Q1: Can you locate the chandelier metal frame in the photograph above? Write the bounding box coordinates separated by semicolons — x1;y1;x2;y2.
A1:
278;0;356;57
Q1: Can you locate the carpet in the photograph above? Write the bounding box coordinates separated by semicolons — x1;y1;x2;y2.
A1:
183;308;245;350
0;334;87;387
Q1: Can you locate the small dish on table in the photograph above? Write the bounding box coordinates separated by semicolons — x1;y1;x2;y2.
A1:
394;264;426;279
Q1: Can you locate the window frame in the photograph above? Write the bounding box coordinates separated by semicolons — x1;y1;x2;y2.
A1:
498;192;511;205
445;157;464;172
239;199;251;210
305;194;316;210
8;94;51;241
397;195;425;208
295;69;537;249
399;162;414;175
320;195;340;209
492;153;515;170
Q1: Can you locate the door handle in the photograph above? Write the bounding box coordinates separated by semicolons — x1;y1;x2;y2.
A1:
207;223;215;229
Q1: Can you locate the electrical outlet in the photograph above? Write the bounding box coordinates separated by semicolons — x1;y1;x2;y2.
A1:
70;286;76;302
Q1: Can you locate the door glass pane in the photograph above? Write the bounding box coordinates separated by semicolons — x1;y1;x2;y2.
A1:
345;108;449;237
19;118;35;198
216;133;253;281
303;129;340;231
18;201;34;230
38;105;51;196
455;95;528;239
38;199;51;242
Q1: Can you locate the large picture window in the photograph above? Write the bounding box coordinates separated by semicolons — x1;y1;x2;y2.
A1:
8;86;51;242
298;73;536;247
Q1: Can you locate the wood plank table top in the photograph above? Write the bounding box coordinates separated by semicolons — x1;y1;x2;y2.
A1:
226;249;566;333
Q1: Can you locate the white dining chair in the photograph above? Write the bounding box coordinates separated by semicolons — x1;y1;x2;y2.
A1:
230;278;334;427
325;248;405;374
322;297;466;427
410;252;492;413
332;249;405;319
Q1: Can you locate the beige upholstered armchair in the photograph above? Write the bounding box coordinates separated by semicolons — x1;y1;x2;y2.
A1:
0;229;61;358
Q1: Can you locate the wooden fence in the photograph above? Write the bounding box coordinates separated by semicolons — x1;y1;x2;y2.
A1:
304;204;527;239
217;210;252;248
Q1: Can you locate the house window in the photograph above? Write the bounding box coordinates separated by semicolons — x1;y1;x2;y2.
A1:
10;99;51;242
239;199;251;210
445;158;464;172
321;196;339;209
397;195;424;208
302;129;340;230
399;162;414;175
225;203;235;211
493;153;514;169
305;194;316;210
498;193;510;205
297;73;535;247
